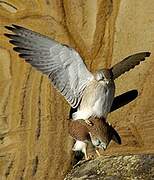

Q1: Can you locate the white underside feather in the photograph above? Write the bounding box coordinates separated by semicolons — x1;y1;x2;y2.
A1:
72;80;115;120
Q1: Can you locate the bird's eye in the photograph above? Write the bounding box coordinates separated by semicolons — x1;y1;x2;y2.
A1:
98;76;104;82
96;139;101;146
98;74;104;81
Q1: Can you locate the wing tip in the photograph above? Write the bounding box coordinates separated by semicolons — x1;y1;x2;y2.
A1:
4;33;12;38
146;52;151;57
4;33;19;40
12;24;22;29
4;25;13;31
5;24;22;30
111;126;122;145
19;53;26;58
13;47;23;53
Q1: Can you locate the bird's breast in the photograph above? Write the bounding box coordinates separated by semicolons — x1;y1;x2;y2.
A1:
75;80;115;119
93;83;115;118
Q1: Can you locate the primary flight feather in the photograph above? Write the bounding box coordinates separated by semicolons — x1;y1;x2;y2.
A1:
5;24;93;108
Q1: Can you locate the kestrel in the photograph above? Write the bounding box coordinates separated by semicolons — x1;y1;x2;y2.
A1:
69;90;138;159
68;117;121;159
4;25;151;123
4;25;150;159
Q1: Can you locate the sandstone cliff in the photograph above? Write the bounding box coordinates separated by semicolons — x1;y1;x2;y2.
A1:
0;0;154;179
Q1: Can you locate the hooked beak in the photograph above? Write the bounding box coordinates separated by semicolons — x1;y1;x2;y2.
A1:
99;142;107;150
104;79;110;84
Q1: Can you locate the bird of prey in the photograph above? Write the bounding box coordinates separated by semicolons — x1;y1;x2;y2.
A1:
68;117;121;159
5;25;150;158
69;90;138;159
4;25;151;123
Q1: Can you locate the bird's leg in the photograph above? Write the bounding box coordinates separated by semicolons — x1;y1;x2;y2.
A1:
82;145;88;160
73;144;91;168
95;149;101;157
73;140;90;160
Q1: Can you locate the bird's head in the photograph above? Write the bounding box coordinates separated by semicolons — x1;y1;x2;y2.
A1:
94;69;113;84
85;117;121;150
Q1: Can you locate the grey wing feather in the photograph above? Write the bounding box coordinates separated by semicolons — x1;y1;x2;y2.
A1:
4;24;93;108
111;52;151;80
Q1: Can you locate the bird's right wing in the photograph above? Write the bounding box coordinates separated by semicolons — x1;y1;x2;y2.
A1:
5;24;94;108
111;52;151;80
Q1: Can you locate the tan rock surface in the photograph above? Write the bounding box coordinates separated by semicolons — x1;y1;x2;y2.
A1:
65;154;154;180
0;0;153;179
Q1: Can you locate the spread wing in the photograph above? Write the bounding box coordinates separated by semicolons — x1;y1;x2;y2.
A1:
4;24;93;108
110;52;151;80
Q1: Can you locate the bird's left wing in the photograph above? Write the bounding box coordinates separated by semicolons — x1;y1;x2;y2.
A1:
4;24;93;108
110;52;151;80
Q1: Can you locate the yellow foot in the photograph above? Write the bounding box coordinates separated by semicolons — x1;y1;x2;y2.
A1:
95;149;101;157
85;119;93;126
108;122;111;126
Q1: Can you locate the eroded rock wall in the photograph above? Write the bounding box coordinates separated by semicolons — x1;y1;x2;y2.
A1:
0;0;153;179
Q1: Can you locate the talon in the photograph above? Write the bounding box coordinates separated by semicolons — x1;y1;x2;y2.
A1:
85;119;93;126
108;121;111;126
85;155;92;161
